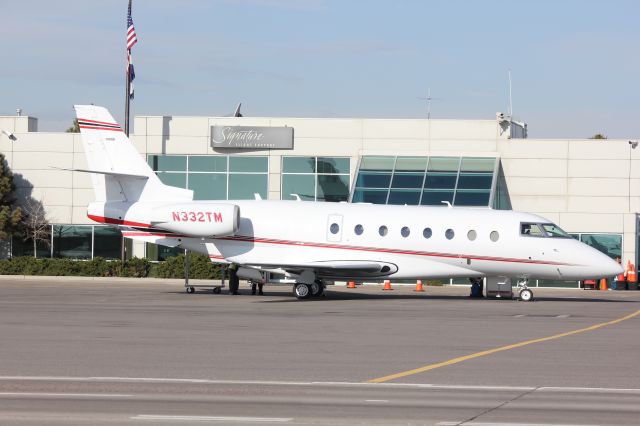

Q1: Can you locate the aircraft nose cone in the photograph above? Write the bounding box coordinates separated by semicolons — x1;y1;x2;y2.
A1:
596;253;624;277
608;260;624;277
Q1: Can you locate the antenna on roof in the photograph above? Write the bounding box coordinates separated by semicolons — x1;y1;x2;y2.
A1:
418;88;441;120
508;69;513;116
233;102;243;117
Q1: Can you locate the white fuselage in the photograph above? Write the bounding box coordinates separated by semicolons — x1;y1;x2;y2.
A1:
109;200;622;281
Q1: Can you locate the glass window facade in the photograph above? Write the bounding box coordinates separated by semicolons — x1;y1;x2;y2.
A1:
579;233;622;260
145;243;183;261
352;156;497;206
11;225;123;260
53;225;93;259
148;155;269;200
281;157;350;202
93;227;123;259
11;237;51;258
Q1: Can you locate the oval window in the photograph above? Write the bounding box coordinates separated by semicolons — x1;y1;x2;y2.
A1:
467;230;477;241
445;229;455;240
354;224;364;235
379;226;388;237
401;226;410;237
330;223;339;234
423;227;432;239
490;231;500;242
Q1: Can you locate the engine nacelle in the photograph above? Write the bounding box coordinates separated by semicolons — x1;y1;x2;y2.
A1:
150;203;240;237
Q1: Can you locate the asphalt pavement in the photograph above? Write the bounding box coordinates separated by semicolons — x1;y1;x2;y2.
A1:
0;277;638;425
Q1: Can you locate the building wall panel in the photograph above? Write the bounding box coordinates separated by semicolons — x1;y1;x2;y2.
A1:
558;213;623;233
568;178;628;197
502;159;567;177
498;139;569;159
568;196;629;213
13;152;73;170
505;177;567;196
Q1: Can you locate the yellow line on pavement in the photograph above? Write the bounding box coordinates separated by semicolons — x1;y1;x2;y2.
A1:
367;309;640;383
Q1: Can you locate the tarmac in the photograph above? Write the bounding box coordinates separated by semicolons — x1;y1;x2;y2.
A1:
0;277;638;425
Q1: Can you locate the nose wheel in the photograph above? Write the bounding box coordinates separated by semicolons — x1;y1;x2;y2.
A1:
519;288;533;301
516;279;534;302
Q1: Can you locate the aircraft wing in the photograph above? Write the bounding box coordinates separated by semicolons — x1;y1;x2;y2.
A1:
242;260;398;279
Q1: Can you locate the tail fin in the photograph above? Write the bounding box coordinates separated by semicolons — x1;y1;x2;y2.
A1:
74;105;192;203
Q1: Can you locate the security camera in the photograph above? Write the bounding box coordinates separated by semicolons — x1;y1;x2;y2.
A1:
629;140;638;149
1;130;16;141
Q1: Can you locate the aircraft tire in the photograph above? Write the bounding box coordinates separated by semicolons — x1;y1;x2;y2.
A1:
293;283;311;300
519;288;533;302
186;286;195;294
310;281;323;297
213;287;221;294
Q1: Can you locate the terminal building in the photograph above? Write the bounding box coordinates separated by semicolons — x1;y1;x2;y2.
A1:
0;110;635;287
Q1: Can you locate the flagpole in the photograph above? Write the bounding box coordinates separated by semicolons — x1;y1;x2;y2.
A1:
125;64;131;136
124;0;132;136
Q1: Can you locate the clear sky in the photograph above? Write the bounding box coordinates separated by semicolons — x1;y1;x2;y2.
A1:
1;0;638;138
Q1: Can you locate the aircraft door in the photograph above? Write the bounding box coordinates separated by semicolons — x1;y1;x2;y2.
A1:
327;214;343;242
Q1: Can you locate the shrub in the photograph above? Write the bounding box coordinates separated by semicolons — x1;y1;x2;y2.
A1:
151;252;222;279
0;254;221;279
0;256;152;277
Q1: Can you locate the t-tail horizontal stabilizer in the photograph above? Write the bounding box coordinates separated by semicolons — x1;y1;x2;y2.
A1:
52;167;149;180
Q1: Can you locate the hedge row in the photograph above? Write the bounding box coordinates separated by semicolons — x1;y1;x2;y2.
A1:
0;253;223;279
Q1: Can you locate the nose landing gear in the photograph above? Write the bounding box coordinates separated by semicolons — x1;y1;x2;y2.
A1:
516;278;534;302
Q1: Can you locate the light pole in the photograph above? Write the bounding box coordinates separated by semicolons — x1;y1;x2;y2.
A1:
1;130;17;170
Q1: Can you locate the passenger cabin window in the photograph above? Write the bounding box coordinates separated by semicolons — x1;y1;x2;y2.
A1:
379;226;388;236
423;228;432;239
445;229;455;240
354;224;364;235
490;231;499;242
330;223;340;234
401;226;410;237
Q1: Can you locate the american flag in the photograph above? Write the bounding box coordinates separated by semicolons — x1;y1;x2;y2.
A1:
128;51;135;99
127;2;138;50
126;1;137;99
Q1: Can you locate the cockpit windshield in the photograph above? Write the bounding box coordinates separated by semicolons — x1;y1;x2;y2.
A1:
540;223;572;238
520;223;545;237
520;222;572;238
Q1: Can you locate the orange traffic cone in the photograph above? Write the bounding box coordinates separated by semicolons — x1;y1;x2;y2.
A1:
627;262;637;283
347;280;356;289
382;280;393;290
414;280;425;292
599;278;608;291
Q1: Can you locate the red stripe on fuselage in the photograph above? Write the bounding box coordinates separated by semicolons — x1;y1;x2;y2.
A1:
88;214;151;228
215;235;573;267
122;231;186;238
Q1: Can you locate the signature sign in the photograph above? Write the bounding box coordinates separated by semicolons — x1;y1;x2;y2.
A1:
211;126;293;149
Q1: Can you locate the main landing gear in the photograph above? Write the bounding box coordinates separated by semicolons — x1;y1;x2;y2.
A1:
516;278;534;302
293;280;325;300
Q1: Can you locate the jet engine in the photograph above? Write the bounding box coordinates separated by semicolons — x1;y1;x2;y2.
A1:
150;203;240;237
